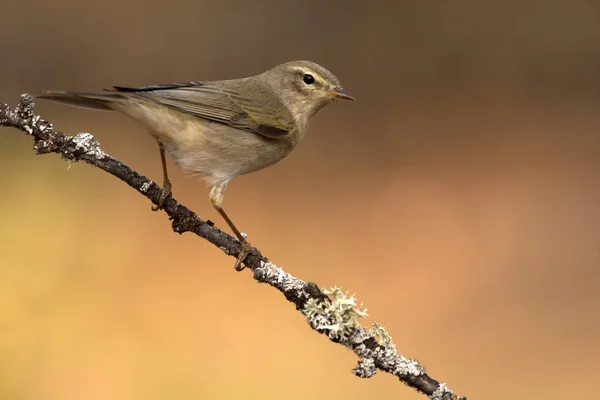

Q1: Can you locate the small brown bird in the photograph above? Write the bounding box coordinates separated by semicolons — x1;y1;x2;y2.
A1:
38;61;354;270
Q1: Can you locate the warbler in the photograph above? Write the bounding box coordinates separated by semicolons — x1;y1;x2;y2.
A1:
38;61;354;270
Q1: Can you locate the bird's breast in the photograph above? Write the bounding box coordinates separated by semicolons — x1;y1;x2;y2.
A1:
161;119;299;185
115;100;301;185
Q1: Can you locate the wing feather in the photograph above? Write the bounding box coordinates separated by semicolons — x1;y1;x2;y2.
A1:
113;82;292;138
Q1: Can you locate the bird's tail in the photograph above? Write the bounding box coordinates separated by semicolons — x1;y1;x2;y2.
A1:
36;90;127;111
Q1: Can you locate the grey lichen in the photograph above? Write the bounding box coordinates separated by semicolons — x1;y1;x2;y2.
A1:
397;354;425;377
303;286;368;340
373;342;425;377
255;261;306;296
353;357;376;378
72;133;105;159
353;329;425;380
348;327;371;346
430;383;456;400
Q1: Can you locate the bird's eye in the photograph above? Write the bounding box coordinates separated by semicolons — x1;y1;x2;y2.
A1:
303;74;315;85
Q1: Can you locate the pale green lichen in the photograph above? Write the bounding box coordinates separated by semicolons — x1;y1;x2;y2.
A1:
370;322;392;346
303;286;368;340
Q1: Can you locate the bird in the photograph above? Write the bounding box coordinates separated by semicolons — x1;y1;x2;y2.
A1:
37;60;355;270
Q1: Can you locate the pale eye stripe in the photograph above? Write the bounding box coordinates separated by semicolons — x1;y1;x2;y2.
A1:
290;67;324;81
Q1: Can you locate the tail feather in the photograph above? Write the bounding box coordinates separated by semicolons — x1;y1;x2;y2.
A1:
36;90;126;111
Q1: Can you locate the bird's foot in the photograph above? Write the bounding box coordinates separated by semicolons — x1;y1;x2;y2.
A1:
234;240;252;271
151;181;172;211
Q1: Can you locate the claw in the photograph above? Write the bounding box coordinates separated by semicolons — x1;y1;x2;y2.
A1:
234;241;251;271
151;181;172;211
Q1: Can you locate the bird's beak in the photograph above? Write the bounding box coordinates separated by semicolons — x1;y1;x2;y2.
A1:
327;87;355;101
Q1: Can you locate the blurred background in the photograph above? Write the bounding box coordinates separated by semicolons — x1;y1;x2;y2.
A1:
1;1;599;399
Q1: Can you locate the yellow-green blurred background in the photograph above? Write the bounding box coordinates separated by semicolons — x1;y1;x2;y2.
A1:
1;1;600;399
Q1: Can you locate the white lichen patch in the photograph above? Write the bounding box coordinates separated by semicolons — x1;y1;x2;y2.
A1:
353;357;376;378
140;182;151;193
72;132;105;159
38;122;52;132
256;261;305;294
303;286;368;341
276;266;288;285
395;354;425;377
430;383;455;400
365;337;425;379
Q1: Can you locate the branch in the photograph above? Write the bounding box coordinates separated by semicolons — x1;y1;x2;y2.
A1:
1;94;465;400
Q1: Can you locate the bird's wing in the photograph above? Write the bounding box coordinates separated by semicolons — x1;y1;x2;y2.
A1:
110;82;291;138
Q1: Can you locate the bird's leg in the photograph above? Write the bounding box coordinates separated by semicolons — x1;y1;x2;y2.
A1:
210;182;251;271
151;141;172;211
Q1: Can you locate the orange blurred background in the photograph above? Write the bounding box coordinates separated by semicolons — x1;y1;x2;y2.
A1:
1;1;600;399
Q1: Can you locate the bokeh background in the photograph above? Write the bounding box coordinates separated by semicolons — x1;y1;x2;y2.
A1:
1;1;600;399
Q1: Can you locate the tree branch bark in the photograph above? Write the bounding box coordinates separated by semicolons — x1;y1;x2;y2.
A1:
1;94;465;400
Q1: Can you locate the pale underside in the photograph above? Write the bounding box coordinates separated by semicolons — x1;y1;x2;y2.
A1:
113;100;299;186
